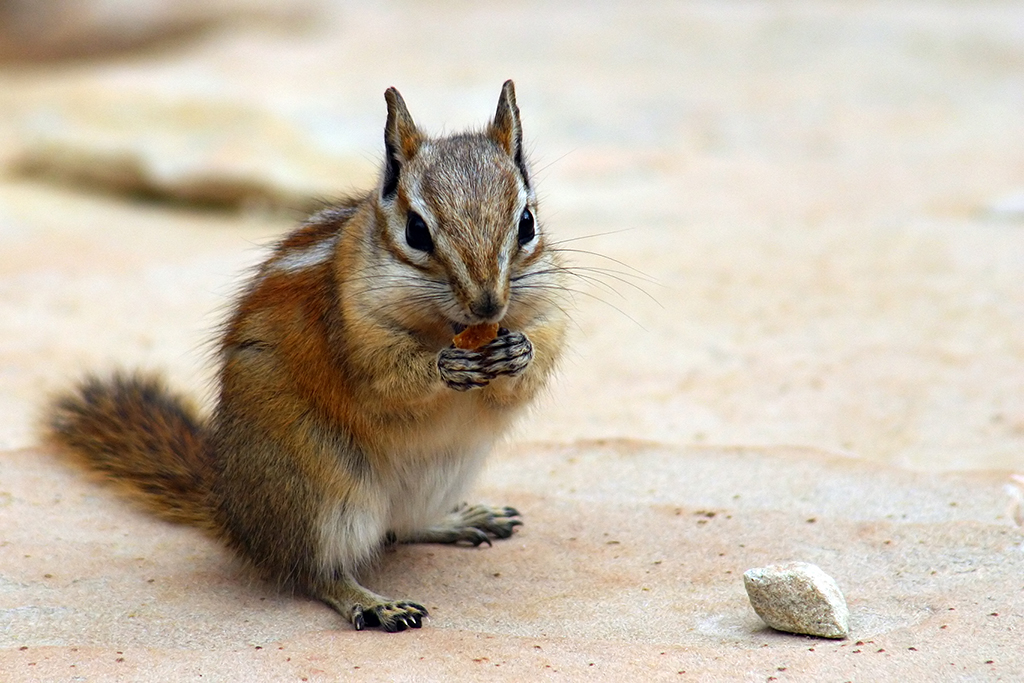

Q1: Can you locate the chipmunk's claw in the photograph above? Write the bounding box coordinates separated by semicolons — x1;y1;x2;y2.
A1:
488;517;522;539
461;527;493;547
351;601;428;632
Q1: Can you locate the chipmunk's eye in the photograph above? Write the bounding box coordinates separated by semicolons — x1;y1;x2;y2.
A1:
405;211;433;253
517;208;535;246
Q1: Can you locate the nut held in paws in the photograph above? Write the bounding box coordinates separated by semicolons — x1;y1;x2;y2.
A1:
452;323;500;350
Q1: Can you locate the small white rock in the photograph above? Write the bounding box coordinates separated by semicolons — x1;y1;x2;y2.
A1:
743;562;849;639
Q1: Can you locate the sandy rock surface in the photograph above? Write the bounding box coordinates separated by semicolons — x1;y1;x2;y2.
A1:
2;1;1024;680
3;442;1022;680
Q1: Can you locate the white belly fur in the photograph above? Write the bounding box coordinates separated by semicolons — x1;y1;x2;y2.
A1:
317;396;516;574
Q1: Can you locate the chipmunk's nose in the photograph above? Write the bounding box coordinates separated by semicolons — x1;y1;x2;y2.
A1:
469;290;506;322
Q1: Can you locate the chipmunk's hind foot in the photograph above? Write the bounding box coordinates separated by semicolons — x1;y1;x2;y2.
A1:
317;573;428;632
405;504;522;546
350;600;428;632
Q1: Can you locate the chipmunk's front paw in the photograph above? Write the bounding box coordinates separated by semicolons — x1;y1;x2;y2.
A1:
481;331;533;377
351;600;428;632
438;347;492;391
438;330;533;391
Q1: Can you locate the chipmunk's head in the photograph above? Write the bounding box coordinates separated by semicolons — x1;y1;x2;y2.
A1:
369;81;561;337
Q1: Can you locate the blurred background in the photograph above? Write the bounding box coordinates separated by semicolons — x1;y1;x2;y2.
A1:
2;0;1023;471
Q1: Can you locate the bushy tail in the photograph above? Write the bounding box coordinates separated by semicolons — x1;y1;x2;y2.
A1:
44;372;216;527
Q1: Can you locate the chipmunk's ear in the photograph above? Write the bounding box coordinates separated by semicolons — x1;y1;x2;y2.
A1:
383;87;423;200
490;79;530;187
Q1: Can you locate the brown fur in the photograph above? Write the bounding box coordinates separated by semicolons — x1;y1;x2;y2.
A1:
45;372;214;527
42;81;567;632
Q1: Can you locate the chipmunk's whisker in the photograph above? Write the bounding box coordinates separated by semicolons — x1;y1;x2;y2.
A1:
550;247;660;284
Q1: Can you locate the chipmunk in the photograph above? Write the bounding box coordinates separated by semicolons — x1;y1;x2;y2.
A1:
44;80;568;632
